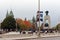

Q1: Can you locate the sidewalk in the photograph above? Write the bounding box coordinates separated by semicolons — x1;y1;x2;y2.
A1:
0;34;38;40
41;33;60;38
1;32;60;40
0;32;38;40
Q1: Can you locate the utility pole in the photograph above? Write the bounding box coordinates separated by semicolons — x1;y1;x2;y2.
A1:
16;23;17;32
38;0;40;37
38;0;40;11
36;0;40;37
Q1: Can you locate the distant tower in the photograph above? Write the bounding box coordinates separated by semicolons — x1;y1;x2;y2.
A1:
10;10;14;17
6;10;9;17
44;11;51;29
6;10;14;18
25;18;27;21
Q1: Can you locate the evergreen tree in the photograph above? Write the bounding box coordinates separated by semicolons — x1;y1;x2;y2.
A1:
1;11;16;31
56;24;60;31
25;18;27;21
32;16;36;32
32;16;36;24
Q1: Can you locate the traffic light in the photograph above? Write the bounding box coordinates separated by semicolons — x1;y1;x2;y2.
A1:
40;11;43;22
40;14;43;17
36;16;43;22
36;11;43;22
40;19;43;21
45;23;49;27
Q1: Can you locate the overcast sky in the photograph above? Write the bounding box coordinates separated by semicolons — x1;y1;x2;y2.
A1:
0;0;60;27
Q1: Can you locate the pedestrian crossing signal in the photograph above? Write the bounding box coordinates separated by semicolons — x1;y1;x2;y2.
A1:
40;19;43;21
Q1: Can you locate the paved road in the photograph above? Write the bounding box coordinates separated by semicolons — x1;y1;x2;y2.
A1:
1;36;60;40
19;37;60;40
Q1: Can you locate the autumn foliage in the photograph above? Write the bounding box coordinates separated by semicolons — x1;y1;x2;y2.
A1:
16;18;32;30
24;20;32;28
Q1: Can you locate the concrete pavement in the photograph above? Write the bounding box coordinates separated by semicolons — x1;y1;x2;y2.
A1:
0;32;60;40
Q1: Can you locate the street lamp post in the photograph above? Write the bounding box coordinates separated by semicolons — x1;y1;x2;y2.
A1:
16;19;17;32
16;23;17;32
